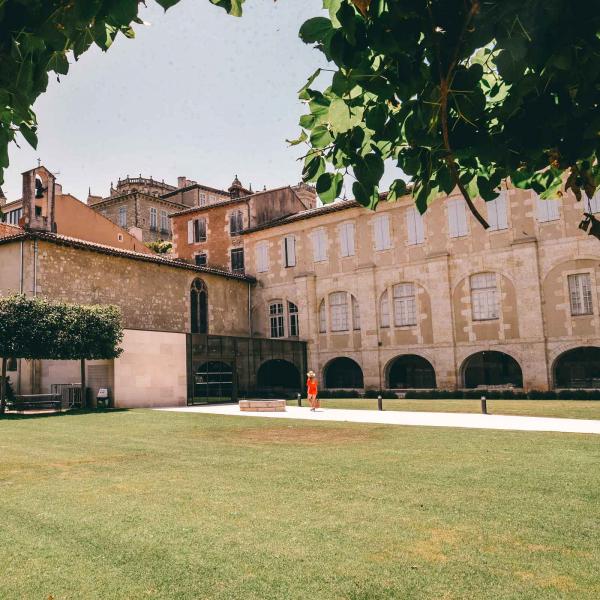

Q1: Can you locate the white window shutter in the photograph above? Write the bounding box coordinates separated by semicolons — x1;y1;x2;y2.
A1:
187;220;194;243
458;202;468;235
590;190;600;214
415;210;424;243
496;193;508;229
548;199;560;221
347;223;355;255
448;201;458;237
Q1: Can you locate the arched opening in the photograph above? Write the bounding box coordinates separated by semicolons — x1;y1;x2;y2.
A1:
194;361;232;402
191;278;208;334
387;355;436;389
257;360;301;391
462;351;523;388
554;347;600;388
324;357;364;388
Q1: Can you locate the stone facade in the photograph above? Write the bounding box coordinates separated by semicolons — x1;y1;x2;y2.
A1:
237;185;600;391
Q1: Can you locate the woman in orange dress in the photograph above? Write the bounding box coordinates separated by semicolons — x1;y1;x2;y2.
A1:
306;370;319;411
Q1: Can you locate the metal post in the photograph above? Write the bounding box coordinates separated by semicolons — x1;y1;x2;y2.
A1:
377;394;383;411
297;393;302;407
481;395;487;414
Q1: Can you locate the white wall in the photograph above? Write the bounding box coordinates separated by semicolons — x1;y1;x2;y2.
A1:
113;329;187;408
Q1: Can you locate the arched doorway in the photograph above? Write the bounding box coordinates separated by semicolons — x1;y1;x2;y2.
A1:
191;279;208;334
462;351;523;388
387;355;436;389
324;357;364;388
554;347;600;388
194;361;232;402
257;360;301;391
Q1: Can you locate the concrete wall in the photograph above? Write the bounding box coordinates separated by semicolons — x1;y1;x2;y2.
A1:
113;329;187;407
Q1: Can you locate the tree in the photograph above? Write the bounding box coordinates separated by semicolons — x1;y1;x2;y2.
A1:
146;240;173;254
295;0;600;224
0;295;123;412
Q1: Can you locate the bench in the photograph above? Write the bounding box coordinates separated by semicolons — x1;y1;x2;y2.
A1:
8;394;62;412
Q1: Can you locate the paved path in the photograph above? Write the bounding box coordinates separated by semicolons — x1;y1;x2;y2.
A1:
157;404;600;435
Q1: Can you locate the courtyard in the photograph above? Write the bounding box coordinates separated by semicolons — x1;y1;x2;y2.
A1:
1;409;599;599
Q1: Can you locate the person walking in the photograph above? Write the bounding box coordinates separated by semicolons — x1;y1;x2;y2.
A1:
306;370;319;411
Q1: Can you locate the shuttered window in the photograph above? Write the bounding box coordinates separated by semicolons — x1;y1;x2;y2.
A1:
447;198;468;238
231;248;245;274
373;214;391;250
283;235;296;267
406;207;424;245
256;242;269;273
536;196;560;222
187;218;207;243
487;192;508;231
312;228;328;262
339;222;355;256
149;207;157;230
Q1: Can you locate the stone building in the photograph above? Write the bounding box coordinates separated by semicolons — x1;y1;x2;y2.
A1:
172;183;600;392
1;167;150;253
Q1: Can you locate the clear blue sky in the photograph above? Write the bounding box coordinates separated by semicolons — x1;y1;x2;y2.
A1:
4;0;335;200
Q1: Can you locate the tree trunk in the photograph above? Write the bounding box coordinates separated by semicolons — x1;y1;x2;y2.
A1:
80;358;86;410
0;357;6;414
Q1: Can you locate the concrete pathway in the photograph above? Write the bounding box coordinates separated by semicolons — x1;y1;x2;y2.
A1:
157;404;600;435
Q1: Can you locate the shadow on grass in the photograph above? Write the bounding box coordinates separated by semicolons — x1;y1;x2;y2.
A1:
0;408;130;421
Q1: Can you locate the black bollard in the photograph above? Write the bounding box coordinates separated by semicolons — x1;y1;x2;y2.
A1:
481;395;487;414
377;394;383;411
297;393;302;407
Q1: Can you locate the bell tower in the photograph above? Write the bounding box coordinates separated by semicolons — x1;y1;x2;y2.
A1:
22;165;56;232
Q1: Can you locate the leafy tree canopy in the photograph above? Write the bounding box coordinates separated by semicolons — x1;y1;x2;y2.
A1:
0;294;123;360
294;0;600;225
146;239;173;254
2;0;600;227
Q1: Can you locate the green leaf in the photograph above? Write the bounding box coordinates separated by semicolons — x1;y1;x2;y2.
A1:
353;153;384;187
386;179;408;202
310;125;333;149
352;181;379;210
287;131;308;146
19;123;38;149
316;172;343;203
48;52;69;75
328;98;362;133
298;68;321;100
299;17;332;44
302;153;325;183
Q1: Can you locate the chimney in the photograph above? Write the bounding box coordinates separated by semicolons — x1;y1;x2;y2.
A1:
178;176;187;188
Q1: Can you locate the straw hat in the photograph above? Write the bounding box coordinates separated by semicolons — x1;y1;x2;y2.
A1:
307;370;316;377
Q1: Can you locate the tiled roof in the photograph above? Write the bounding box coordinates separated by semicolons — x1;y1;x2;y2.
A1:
243;199;361;234
0;230;255;282
160;182;230;200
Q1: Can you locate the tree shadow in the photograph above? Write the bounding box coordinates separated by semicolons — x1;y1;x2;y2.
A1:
0;408;130;421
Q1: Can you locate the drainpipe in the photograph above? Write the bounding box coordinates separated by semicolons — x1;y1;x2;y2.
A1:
17;240;24;393
248;282;252;336
33;238;38;296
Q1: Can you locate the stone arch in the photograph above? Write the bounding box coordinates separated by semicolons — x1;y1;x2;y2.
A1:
323;357;364;388
257;359;301;390
385;354;437;389
553;346;600;388
461;350;523;388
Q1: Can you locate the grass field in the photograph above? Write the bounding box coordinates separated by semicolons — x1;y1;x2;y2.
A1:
289;398;600;420
1;409;599;599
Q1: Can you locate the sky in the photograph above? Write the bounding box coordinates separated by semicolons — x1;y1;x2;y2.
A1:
3;0;335;200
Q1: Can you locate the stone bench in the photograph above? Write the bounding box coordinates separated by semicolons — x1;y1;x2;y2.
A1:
239;399;287;412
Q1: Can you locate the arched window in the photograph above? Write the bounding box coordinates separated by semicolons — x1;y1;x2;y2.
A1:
380;291;390;327
191;279;208;334
329;292;349;331
318;300;327;333
470;273;499;321
392;283;416;326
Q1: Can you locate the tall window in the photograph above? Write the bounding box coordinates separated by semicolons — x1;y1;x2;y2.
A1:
339;222;355;256
283;235;296;267
447;198;468;238
373;214;391;250
288;301;299;336
188;218;207;243
160;210;169;233
118;206;127;227
269;301;285;338
209;194;216;203
393;283;417;327
329;292;349;331
312;228;328;262
568;273;593;316
231;248;245;274
230;210;243;235
352;296;361;330
191;279;208;334
149;207;157;230
536;196;560;222
380;291;390;327
256;242;269;273
470;273;499;321
406;207;424;245
199;193;207;207
195;253;207;267
487;192;508;231
318;300;327;333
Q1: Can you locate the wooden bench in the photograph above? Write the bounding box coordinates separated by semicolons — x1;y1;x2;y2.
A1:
8;393;62;412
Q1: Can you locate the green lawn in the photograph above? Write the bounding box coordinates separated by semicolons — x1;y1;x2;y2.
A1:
1;410;599;599
290;398;600;420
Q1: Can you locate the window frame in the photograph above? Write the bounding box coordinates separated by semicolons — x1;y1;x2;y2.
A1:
392;283;417;327
406;207;424;245
447;198;468;238
283;235;296;267
149;207;157;231
373;214;392;251
230;247;245;274
312;227;328;262
329;291;349;332
568;273;593;316
339;222;356;257
288;301;299;337
486;191;509;231
255;242;269;273
269;301;285;338
470;273;500;321
118;206;127;228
